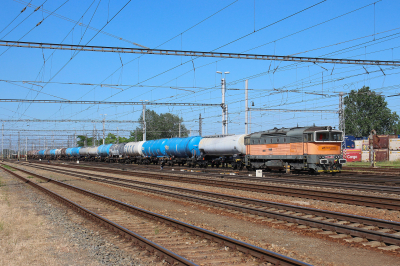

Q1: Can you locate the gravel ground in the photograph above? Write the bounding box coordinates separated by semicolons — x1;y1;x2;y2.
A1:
0;167;152;266
10;162;400;266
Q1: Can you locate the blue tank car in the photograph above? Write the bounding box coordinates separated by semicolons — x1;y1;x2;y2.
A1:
66;148;73;156
142;140;154;157
71;147;82;156
50;149;57;157
97;144;113;157
165;136;201;158
38;150;45;157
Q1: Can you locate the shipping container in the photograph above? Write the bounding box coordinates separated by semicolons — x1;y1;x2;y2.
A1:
389;139;400;151
374;149;389;161
361;139;369;151
344;135;356;149
361;151;370;162
345;149;362;162
369;135;397;149
354;140;363;150
389;151;400;161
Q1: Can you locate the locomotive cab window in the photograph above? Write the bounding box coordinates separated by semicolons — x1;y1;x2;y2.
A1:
304;133;313;142
315;131;343;142
316;132;329;141
330;132;343;141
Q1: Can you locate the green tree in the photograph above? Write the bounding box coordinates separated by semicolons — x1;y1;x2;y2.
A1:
394;122;400;135
344;86;399;137
77;135;94;147
133;110;189;141
104;133;133;144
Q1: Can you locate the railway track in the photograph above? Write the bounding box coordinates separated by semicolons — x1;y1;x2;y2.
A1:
19;161;400;211
24;160;400;192
13;162;400;250
0;163;310;266
35;160;400;186
24;160;400;187
343;166;400;175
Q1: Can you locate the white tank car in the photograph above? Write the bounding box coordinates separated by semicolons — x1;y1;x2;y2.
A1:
55;149;62;156
88;146;99;156
124;141;144;156
199;134;247;155
79;147;91;156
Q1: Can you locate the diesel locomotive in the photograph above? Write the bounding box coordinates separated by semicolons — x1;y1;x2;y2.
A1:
244;126;346;173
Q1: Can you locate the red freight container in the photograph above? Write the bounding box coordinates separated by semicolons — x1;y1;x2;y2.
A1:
345;149;361;162
374;149;389;161
369;135;397;149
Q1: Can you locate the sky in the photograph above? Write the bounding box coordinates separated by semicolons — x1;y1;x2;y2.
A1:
1;0;399;150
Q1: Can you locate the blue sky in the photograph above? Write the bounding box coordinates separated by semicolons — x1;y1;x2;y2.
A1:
1;0;399;149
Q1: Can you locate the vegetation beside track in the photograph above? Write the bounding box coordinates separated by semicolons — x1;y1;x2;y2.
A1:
1;165;16;171
344;161;400;168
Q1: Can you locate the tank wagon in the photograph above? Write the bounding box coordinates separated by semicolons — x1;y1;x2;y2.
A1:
244;126;346;173
198;134;247;169
123;141;144;164
139;136;202;166
30;125;346;173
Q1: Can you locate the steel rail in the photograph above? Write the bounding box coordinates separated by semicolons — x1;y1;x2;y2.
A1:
1;40;400;66
38;161;400;186
43;163;400;211
1;163;310;266
0;165;195;266
21;163;400;244
22;160;400;189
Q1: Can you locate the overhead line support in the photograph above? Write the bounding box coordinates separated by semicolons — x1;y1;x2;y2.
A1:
0;99;221;107
1;40;399;66
249;108;338;113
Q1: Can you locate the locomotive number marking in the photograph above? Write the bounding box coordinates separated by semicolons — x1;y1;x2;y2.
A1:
318;146;339;150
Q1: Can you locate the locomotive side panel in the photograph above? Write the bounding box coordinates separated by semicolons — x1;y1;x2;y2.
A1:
305;143;341;155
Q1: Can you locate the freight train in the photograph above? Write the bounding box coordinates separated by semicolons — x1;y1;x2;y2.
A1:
27;125;346;173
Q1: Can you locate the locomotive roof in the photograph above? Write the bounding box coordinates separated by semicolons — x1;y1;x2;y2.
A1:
247;126;337;138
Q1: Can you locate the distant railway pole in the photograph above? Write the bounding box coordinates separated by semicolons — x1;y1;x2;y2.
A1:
217;71;229;135
245;80;249;135
199;114;202;137
25;137;27;161
100;114;107;145
140;100;148;141
18;131;20;160
1;122;3;160
339;92;346;157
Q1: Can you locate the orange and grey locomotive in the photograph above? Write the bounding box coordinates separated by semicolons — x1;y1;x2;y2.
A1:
244;126;346;173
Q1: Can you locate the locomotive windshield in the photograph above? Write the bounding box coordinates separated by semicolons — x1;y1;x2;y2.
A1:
315;131;343;142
